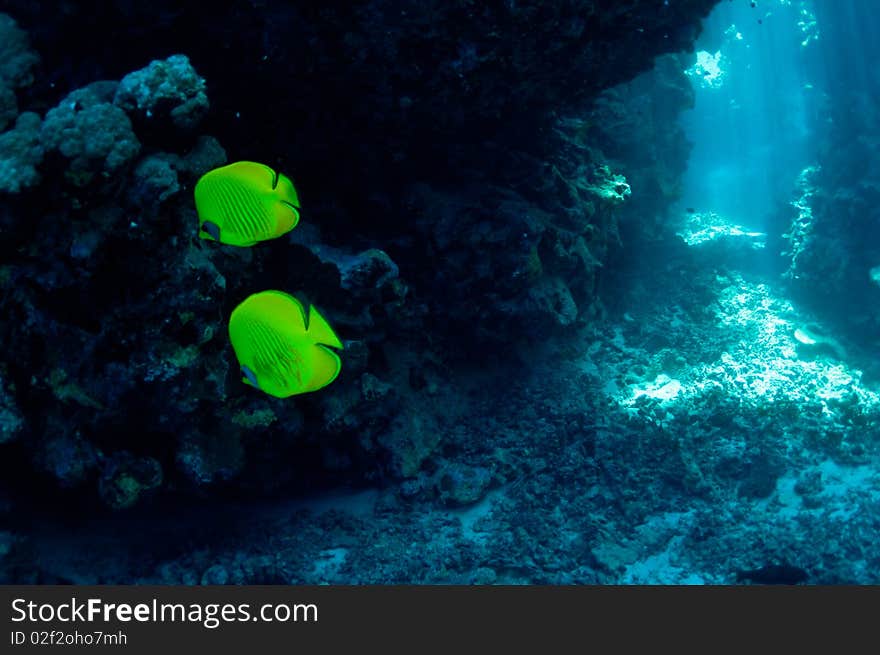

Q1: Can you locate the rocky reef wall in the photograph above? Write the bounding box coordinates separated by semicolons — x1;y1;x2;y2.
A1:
772;0;880;348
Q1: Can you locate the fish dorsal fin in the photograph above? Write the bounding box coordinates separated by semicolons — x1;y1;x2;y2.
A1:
307;304;343;350
260;290;307;329
233;161;276;186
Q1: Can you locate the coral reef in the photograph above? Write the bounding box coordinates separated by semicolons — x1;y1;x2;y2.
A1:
0;111;42;193
0;13;37;126
0;14;40;192
41;82;141;183
114;54;208;130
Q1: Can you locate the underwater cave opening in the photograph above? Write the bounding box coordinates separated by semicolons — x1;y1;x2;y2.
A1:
678;0;817;237
675;0;880;343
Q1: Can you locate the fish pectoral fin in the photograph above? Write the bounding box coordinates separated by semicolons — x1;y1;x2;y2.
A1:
307;304;343;349
200;221;221;241
303;344;342;393
241;365;260;389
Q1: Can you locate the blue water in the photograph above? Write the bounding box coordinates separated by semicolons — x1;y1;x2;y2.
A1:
681;0;817;228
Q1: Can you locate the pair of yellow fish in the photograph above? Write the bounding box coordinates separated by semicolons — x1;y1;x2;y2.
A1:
194;161;342;398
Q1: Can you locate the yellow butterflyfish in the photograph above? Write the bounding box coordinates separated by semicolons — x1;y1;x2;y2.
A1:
195;161;300;246
228;290;343;398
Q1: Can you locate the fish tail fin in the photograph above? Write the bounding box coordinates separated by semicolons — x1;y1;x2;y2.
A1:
276;172;301;229
305;345;342;393
307;304;343;350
